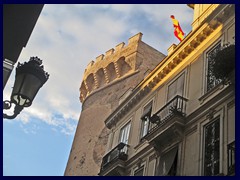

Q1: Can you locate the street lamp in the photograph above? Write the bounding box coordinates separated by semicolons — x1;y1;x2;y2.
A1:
3;57;49;119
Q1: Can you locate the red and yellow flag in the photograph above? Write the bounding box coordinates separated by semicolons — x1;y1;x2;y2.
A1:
170;15;185;41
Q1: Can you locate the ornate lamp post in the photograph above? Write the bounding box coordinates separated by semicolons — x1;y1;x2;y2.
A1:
3;57;49;119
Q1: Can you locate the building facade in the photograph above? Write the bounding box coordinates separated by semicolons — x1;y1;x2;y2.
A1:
65;33;166;175
99;4;235;176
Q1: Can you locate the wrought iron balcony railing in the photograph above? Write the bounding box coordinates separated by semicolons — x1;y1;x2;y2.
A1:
227;141;235;175
147;95;187;135
100;142;128;171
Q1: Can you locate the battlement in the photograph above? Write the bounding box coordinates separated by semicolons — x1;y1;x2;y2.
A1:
79;33;143;102
84;32;143;76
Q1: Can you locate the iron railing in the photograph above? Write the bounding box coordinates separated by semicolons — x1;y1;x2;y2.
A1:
100;142;128;171
147;95;188;134
227;141;235;175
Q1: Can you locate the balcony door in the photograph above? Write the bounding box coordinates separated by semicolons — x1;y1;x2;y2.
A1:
119;122;131;153
156;146;178;176
140;101;153;139
167;73;185;102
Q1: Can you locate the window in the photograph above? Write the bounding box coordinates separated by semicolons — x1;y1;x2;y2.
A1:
203;118;220;176
119;122;131;153
140;101;153;139
134;166;144;176
206;42;222;92
156;147;178;176
167;73;185;102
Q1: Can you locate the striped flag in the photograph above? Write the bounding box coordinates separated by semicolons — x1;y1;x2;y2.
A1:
170;15;185;41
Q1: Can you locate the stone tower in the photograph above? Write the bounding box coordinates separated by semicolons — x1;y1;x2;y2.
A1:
64;33;166;176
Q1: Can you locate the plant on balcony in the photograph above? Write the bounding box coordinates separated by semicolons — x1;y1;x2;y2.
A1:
150;114;160;124
210;44;235;85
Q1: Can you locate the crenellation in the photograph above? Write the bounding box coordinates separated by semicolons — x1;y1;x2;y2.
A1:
115;42;125;51
80;32;149;102
105;48;115;57
128;32;143;44
96;54;105;62
85;60;95;72
84;33;144;79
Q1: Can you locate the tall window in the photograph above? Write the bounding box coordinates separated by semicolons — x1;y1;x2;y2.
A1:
140;101;153;139
119;122;131;153
167;73;185;102
206;42;222;92
204;119;220;176
156;147;178;176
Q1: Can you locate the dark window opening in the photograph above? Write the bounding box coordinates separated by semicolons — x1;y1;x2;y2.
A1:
206;42;222;92
204;119;220;176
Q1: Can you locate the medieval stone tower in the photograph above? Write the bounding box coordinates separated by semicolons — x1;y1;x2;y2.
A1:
64;33;166;176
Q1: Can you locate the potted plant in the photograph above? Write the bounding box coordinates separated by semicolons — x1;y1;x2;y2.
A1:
150;114;160;124
210;44;235;85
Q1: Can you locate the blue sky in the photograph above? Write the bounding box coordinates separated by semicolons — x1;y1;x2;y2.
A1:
3;4;193;176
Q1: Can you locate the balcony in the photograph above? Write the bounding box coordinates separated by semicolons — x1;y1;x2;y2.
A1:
99;142;128;176
227;141;235;175
143;95;187;149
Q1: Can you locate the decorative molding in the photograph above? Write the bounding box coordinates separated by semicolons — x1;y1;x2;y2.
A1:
184;124;198;136
206;108;216;119
227;99;235;109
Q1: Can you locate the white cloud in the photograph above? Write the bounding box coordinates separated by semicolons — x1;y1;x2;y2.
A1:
3;4;193;136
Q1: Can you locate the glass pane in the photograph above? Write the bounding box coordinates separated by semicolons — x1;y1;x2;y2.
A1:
167;81;177;101
176;73;185;96
119;122;131;144
142;117;149;137
204;119;220;176
167;73;184;102
142;101;152;118
141;102;152;138
206;43;222;92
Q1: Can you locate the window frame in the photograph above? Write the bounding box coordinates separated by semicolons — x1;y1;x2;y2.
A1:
203;118;220;176
155;146;179;176
203;38;223;94
200;109;224;175
139;100;154;141
166;71;186;103
119;120;131;145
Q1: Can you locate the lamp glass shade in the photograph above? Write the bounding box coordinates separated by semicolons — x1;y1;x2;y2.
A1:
11;73;42;107
10;57;49;107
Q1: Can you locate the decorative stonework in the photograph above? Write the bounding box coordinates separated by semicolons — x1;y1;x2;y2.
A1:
80;33;143;102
